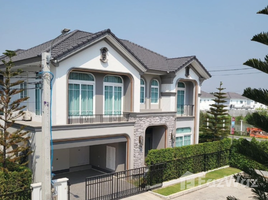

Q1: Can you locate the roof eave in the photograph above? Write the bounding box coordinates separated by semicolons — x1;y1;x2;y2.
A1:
189;58;211;79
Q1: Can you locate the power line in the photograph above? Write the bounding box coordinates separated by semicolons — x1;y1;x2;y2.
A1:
209;68;252;72
212;72;262;76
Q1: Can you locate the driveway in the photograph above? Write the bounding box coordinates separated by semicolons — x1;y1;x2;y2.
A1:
122;177;255;200
53;168;104;200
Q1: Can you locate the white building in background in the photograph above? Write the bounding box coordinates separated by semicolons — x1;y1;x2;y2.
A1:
200;91;267;111
199;91;214;111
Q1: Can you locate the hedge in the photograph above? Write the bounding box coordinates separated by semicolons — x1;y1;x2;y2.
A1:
0;162;32;200
230;138;268;171
145;138;231;181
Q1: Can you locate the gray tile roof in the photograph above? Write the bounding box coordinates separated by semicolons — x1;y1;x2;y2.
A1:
226;92;248;100
120;39;169;71
200;91;214;98
167;56;195;71
201;91;249;100
0;29;211;76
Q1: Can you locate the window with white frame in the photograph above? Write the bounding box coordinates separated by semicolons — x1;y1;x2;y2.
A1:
140;78;145;103
68;72;94;116
104;75;123;115
20;82;27;99
175;127;191;147
35;83;42;115
177;82;185;114
151;79;159;103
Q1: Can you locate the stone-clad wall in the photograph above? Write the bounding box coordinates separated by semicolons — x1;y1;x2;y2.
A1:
129;112;176;168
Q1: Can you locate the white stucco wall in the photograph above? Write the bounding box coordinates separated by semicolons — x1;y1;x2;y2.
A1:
200;98;214;111
53;40;141;125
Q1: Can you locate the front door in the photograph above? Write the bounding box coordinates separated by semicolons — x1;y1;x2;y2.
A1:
145;128;153;156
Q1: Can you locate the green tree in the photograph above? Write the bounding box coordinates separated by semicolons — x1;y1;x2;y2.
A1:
227;6;268;200
202;82;229;141
243;6;268;133
0;50;32;170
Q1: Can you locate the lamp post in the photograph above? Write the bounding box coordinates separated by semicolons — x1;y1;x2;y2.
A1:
41;28;70;200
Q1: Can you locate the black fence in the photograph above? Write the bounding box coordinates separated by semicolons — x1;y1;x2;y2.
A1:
85;163;165;200
160;150;230;182
85;150;229;200
0;188;31;200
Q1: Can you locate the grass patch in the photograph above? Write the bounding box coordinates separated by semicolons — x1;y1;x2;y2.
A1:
154;167;241;196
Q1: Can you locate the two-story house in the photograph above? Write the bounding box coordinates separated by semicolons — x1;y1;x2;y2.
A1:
1;29;211;183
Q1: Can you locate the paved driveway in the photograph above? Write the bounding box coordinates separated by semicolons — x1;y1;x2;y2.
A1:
122;177;255;200
54;168;104;200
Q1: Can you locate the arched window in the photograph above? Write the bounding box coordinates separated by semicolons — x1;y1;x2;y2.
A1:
175;127;191;147
140;78;145;103
104;75;123;115
68;72;95;116
151;79;159;103
177;82;185;114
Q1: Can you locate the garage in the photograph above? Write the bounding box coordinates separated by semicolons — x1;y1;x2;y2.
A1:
52;136;127;174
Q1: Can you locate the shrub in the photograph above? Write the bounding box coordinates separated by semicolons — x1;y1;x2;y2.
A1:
145;138;231;181
230;138;268;171
0;161;32;199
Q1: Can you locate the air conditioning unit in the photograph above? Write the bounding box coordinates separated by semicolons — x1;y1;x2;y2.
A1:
23;111;32;121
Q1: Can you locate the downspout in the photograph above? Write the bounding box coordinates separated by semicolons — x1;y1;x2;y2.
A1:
194;81;200;144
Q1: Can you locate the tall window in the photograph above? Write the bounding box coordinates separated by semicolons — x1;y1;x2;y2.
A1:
104;76;123;115
177;82;185;114
151;79;159;103
20;82;27;99
140;78;145;103
68;72;94;116
35;83;42;115
175;127;191;147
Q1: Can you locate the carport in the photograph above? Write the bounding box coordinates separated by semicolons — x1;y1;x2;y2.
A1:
52;136;127;174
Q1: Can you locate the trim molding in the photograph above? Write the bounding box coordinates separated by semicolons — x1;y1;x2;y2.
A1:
161;92;176;97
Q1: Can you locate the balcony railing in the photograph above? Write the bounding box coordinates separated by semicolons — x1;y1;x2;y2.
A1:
177;104;194;116
68;113;130;124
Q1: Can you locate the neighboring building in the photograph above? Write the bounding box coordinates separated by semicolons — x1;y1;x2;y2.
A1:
0;29;211;183
199;91;214;111
226;92;266;110
200;91;267;111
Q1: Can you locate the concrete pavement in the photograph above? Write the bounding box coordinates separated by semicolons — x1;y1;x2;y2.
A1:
122;176;254;200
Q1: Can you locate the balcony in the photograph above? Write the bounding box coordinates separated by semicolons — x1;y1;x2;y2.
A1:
177;104;194;117
68;113;130;124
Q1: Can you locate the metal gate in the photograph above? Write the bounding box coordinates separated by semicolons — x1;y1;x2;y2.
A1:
85;163;165;200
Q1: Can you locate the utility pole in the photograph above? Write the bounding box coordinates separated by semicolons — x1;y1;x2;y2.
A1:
41;52;52;200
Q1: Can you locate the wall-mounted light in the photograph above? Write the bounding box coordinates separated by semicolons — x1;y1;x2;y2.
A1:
170;131;176;143
139;135;143;147
100;47;108;63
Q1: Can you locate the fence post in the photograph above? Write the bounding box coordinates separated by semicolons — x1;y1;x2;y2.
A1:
112;173;114;199
116;172;119;199
204;153;206;171
52;178;69;200
31;182;42;200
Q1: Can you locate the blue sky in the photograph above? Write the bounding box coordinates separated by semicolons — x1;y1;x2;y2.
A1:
1;0;268;94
